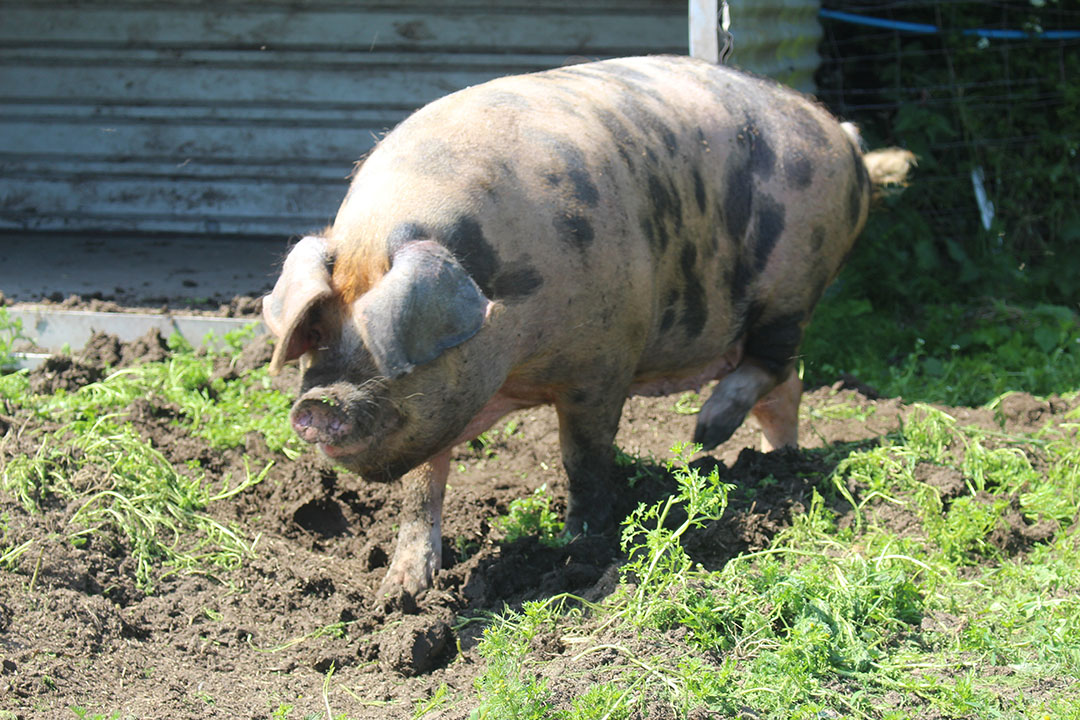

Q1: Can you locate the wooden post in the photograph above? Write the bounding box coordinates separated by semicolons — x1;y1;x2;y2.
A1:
689;0;719;63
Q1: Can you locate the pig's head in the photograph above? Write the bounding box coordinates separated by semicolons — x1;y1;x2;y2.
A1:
263;235;506;481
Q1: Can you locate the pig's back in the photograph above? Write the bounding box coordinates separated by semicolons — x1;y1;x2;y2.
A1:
332;56;868;380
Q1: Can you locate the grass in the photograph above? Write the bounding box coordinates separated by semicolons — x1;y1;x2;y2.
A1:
0;325;296;590
455;404;1080;719
1;301;1078;717
494;483;568;548
0;307;26;370
802;297;1080;406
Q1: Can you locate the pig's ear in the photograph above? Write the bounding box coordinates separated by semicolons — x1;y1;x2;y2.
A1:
263;236;334;375
359;240;490;378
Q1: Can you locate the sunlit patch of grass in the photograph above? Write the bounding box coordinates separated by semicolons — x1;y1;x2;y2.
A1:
494;484;568;548
0;326;294;589
465;406;1080;718
3;417;270;590
34;330;299;456
803;299;1080;406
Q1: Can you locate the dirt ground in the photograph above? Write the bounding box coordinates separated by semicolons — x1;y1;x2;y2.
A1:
1;312;1075;719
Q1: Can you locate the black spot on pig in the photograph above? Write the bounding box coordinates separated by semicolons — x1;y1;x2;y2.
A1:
722;159;753;242
561;149;599;208
555;213;595;251
729;250;753;307
785;152;814;189
595;109;637;170
536;136;600;209
847;143;870;230
744;305;805;375
640;217;668;254
810;226;826;253
679;244;707;338
440;215;498;296
648;172;683;233
387;222;429;256
692;168;707;214
493;261;544;300
742;118;775;180
659;288;679;332
751;195;786;273
641;171;684;257
618;95;678;156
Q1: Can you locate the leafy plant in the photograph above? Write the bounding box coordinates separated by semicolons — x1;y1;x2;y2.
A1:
0;307;27;371
494;484;567;548
465;410;1080;717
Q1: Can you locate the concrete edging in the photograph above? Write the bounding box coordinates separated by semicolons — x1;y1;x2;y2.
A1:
5;306;265;371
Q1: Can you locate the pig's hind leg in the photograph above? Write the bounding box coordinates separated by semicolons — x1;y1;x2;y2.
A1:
750;369;801;451
693;311;804;451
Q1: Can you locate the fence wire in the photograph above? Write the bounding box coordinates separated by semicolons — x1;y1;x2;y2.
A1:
814;1;1079;304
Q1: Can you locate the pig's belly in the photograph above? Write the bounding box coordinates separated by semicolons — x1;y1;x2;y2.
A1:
628;340;743;397
449;339;744;448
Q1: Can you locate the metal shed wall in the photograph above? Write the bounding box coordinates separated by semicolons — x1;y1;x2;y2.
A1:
0;0;820;239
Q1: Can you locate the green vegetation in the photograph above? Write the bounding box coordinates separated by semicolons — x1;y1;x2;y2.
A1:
494;484;568;548
0;307;26;370
810;0;1080;410
458;407;1080;719
803;296;1080;406
0;326;296;591
821;1;1080;309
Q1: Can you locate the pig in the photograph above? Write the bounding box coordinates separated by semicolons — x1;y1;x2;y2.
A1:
263;55;914;599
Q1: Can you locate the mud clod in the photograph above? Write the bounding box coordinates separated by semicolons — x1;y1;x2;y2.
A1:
378;615;452;676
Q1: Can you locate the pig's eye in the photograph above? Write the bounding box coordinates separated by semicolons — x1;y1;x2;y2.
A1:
308;327;324;348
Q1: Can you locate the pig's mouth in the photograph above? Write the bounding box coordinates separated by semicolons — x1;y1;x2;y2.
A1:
318;437;373;459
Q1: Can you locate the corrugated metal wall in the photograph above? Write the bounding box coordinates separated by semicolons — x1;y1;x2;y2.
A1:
727;0;821;92
0;0;820;239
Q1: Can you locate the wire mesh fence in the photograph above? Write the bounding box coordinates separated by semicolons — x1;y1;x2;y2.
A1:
814;1;1079;306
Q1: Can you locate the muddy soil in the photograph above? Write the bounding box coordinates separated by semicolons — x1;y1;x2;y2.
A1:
1;330;1075;719
1;291;265;318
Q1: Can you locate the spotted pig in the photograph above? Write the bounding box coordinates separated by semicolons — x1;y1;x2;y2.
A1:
263;55;914;598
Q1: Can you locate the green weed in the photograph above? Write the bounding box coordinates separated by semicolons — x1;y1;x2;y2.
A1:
412;684;453;719
494;484;567;548
466;412;1080;717
0;307;27;370
804;298;1080;407
0;328;291;590
68;708;122;720
616;443;732;625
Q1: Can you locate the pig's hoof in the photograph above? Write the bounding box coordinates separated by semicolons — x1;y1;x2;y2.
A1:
693;397;752;451
692;413;741;451
378;545;439;604
377;569;430;606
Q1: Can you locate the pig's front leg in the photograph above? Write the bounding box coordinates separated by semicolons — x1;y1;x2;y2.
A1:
556;389;628;536
379;452;449;599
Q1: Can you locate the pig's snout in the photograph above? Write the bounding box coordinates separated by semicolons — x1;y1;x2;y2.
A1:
291;396;355;445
